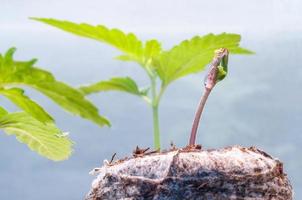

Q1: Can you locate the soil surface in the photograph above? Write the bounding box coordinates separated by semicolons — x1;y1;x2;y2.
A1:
85;145;293;200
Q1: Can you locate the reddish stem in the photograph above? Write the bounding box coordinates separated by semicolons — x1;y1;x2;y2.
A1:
189;48;229;146
189;87;212;145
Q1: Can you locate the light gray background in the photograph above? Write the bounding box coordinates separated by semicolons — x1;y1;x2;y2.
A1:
0;0;301;199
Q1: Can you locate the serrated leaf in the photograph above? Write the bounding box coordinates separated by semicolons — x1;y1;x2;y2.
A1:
153;33;253;86
31;18;145;63
0;112;72;161
31;18;162;68
0;87;53;123
80;77;146;96
33;82;110;127
0;48;110;127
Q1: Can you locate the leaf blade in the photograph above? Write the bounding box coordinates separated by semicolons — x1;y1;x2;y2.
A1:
80;77;146;96
31;18;145;64
31;18;162;68
0;48;110;127
0;87;53;123
0;106;8;117
0;112;73;161
33;81;110;127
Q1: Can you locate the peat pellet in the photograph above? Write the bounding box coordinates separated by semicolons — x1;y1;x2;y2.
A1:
86;146;293;200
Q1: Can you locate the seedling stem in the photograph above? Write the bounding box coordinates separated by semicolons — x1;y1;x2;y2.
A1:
189;48;229;145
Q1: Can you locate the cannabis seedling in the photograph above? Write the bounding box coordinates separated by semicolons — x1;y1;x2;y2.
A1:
32;18;253;149
189;48;229;145
0;48;109;161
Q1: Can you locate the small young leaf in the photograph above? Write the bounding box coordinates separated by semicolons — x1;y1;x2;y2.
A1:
80;77;146;96
153;33;253;86
217;65;227;81
0;112;72;161
115;40;161;67
216;50;229;82
0;87;53;123
144;40;162;64
0;48;110;127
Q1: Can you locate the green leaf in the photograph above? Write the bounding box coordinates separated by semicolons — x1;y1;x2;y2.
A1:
144;40;162;64
31;18;144;63
115;40;161;64
80;77;147;96
217;65;227;81
0;112;72;161
0;48;110;127
216;50;229;82
0;87;53;123
0;106;8;117
31;18;162;67
33;82;110;127
153;33;253;86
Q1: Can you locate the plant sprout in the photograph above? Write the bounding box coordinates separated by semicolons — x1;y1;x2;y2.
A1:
189;48;229;146
32;18;253;149
0;48;109;161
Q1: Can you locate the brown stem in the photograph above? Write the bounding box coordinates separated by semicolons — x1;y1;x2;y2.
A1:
189;88;212;145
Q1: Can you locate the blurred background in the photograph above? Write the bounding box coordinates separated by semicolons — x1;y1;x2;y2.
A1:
0;0;301;199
